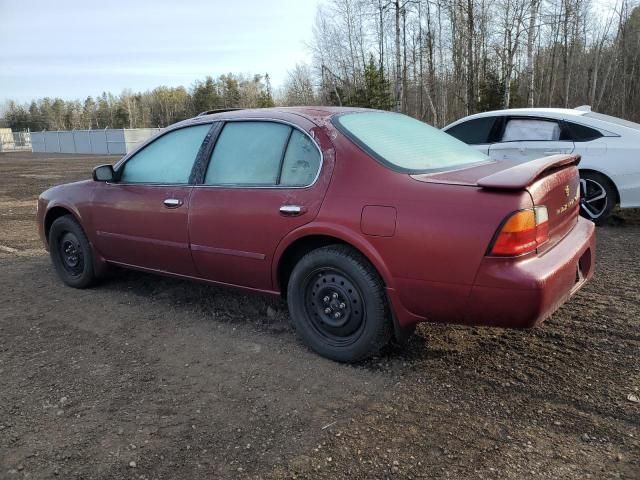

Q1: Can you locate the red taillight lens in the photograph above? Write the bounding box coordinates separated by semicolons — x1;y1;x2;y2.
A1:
490;207;549;256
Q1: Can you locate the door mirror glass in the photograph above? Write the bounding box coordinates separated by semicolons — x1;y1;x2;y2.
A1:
93;164;115;182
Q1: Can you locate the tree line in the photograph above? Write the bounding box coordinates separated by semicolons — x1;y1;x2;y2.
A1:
3;0;639;132
310;0;640;126
3;74;275;131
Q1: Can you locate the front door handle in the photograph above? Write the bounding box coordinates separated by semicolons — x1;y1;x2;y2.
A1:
280;205;305;216
544;151;563;155
163;198;183;208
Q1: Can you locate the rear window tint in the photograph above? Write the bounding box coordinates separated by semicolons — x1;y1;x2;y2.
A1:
334;112;488;173
564;122;603;141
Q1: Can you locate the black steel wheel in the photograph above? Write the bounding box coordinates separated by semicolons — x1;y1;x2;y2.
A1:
579;171;617;225
304;267;366;347
58;231;84;276
49;215;96;288
287;245;391;362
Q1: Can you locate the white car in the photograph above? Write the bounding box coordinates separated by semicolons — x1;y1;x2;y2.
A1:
443;107;640;224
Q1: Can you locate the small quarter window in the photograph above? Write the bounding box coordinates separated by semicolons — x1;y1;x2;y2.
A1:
564;122;603;142
280;130;321;186
119;124;210;184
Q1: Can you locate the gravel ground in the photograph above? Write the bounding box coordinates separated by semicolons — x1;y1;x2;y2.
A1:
0;152;638;479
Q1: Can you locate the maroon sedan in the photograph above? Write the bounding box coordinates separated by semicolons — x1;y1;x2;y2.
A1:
37;107;595;362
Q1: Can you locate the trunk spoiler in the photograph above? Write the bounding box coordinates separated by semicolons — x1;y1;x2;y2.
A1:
477;154;581;190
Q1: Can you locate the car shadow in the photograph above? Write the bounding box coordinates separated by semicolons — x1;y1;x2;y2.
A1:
95;266;477;368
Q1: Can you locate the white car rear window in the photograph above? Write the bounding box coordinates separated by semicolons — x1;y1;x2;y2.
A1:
334;112;488;173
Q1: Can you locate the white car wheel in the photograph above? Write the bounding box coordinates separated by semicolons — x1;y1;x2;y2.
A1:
579;173;616;225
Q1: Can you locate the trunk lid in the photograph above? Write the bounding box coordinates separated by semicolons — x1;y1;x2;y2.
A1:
411;154;581;252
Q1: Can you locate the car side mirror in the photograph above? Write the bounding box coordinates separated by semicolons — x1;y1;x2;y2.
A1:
92;164;115;182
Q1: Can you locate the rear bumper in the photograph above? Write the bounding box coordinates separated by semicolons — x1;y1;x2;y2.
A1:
463;217;595;328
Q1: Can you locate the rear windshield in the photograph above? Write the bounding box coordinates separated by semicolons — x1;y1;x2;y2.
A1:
334;111;489;173
585;112;640;131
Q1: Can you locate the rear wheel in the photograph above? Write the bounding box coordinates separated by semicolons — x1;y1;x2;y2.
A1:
287;245;392;362
49;215;96;288
579;171;617;225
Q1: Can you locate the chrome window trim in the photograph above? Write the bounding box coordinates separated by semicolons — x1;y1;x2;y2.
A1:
109;117;324;190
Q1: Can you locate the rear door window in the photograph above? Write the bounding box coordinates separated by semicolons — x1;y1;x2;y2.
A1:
501;118;562;142
205;122;291;186
204;121;321;187
446;117;498;145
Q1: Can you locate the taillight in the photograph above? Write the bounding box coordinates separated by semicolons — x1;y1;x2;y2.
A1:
490;206;549;256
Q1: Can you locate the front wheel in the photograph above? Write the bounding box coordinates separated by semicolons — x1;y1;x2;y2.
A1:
287;245;392;362
49;215;97;288
579;172;617;225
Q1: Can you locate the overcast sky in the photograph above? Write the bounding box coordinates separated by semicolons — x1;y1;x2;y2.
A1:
0;0;320;104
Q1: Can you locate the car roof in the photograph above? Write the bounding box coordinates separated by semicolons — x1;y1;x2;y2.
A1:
465;107;588;119
180;106;373;127
442;107;594;131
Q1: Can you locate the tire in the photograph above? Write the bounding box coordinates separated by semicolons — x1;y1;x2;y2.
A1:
287;245;392;362
49;215;96;288
579;171;617;225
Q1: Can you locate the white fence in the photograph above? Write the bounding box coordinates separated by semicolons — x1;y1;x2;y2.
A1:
0;130;32;152
30;128;162;155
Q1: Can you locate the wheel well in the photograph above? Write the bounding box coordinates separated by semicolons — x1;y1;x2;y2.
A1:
277;235;350;297
579;169;620;204
44;207;73;242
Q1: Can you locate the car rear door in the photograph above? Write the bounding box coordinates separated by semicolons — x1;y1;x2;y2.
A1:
188;119;333;291
91;123;213;275
489;116;574;163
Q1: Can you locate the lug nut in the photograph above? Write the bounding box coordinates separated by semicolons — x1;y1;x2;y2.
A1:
339;302;346;309
323;296;330;303
333;312;341;319
324;307;331;314
332;292;339;299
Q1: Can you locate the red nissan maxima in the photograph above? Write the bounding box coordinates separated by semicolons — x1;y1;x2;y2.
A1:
37;107;595;362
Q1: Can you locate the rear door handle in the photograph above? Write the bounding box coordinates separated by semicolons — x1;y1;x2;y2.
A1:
163;198;183;208
279;205;305;216
544;151;562;155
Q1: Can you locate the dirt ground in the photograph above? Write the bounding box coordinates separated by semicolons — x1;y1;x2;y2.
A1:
0;151;638;480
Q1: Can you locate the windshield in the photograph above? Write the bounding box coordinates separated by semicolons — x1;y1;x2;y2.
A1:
585;112;640;131
334;111;489;173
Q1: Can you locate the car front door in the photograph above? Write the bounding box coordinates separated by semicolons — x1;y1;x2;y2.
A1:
188;119;333;291
489;117;574;163
91;123;213;275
